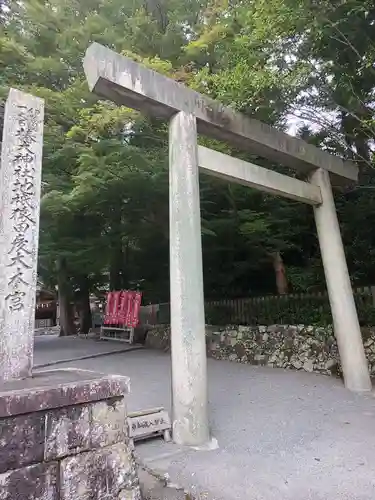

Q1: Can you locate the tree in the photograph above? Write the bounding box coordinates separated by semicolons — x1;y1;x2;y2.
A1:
189;0;375;290
2;0;375;334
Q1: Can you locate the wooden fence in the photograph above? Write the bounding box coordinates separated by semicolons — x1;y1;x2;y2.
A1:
140;286;375;326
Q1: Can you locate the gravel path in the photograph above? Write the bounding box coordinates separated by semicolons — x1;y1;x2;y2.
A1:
33;334;140;367
43;348;375;500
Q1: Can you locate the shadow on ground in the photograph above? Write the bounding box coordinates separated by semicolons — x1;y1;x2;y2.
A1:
33;334;141;368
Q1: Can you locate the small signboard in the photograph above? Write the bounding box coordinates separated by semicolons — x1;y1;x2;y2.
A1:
128;407;171;443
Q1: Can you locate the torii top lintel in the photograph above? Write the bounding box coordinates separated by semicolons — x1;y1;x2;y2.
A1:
83;42;358;185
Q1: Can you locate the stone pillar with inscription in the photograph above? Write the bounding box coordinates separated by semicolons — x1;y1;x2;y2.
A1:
0;88;44;382
0;90;142;500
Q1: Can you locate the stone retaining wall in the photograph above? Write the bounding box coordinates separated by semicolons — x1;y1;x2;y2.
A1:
0;369;141;500
146;324;375;377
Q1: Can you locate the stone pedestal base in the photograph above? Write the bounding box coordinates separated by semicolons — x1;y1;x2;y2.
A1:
0;369;141;500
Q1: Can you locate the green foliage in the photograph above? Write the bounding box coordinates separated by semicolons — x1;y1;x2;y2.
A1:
2;0;375;317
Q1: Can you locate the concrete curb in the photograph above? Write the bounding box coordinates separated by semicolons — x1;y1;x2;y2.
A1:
34;345;143;369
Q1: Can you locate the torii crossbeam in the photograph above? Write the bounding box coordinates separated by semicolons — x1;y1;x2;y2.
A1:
84;43;371;447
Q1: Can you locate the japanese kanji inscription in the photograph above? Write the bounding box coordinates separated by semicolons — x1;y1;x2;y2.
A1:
0;89;44;382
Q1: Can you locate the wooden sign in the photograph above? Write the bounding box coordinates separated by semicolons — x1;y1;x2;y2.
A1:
128;407;171;442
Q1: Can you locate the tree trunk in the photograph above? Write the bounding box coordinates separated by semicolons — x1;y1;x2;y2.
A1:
341;111;372;184
272;251;288;295
109;211;126;290
56;257;76;336
354;137;372;185
76;276;92;335
109;242;124;290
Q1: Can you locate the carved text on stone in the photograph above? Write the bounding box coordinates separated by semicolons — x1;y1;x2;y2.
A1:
5;105;41;312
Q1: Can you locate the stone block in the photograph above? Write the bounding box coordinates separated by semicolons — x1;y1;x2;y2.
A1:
91;398;127;447
292;360;303;370
0;370;136;500
238;325;249;334
254;354;268;365
0;462;58;500
45;398;127;460
284;338;294;349
325;359;338;371
60;443;133;500
0;369;130;418
364;338;374;348
210;330;221;337
0;413;45;473
209;341;219;352
234;343;246;359
45;404;91;461
225;336;233;347
118;487;142;500
303;360;314;372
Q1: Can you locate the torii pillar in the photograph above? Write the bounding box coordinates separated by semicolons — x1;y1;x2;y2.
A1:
310;168;371;392
169;111;209;445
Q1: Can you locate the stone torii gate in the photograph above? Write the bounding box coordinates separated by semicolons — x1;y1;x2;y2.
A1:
84;42;371;447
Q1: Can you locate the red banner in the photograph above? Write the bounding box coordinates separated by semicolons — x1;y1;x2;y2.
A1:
103;292;114;324
118;291;129;324
131;291;142;327
104;290;143;327
125;291;135;326
112;291;122;323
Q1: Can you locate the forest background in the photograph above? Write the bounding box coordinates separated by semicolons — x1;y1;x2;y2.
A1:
1;0;374;333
